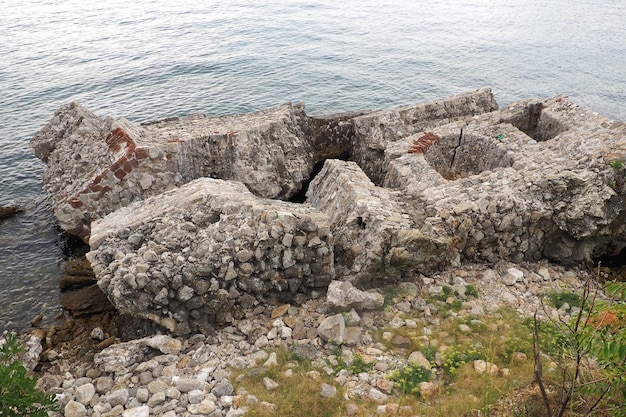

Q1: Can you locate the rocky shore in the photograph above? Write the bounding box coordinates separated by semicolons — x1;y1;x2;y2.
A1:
11;88;626;415
24;260;606;417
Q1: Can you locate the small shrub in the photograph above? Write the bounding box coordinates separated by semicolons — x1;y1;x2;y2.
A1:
523;317;568;357
0;333;59;416
609;159;624;169
546;290;582;310
390;363;433;396
383;287;399;308
419;345;437;364
465;284;479;298
333;353;374;375
451;299;464;312
440;345;484;377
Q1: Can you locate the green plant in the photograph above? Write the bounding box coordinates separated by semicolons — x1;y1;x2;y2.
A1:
440;345;484;377
465;284;479;298
609;159;624;169
451;299;463;312
546;290;582;311
419;345;437;364
0;333;59;416
333;352;374;375
533;268;626;417
340;312;353;326
383;286;400;309
390;363;433;396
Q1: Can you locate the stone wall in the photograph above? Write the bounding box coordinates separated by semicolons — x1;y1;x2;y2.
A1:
87;178;334;335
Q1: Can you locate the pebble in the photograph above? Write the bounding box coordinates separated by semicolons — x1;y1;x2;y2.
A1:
263;377;279;391
320;383;337;398
30;260;595;417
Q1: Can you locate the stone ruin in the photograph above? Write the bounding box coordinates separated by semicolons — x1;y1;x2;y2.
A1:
31;88;626;334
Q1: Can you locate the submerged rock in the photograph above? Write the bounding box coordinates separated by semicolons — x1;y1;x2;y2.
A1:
0;205;21;220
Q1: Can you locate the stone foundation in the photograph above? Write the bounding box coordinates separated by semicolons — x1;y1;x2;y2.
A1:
33;88;626;333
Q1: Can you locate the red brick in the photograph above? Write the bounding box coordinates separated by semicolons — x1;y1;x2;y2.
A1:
68;197;83;208
134;148;148;160
114;168;126;180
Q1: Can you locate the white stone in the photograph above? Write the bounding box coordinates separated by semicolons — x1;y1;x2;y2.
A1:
75;383;96;405
122;405;150;417
320;383;337;398
64;401;87;417
263;352;278;367
263;377;279;391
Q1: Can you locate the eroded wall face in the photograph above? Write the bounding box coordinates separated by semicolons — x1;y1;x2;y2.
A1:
33;88;626;332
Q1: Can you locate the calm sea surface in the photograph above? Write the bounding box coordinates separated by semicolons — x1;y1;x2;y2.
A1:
1;0;625;331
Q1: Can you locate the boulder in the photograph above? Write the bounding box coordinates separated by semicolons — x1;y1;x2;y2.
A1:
87;177;334;334
93;335;181;375
59;284;115;316
326;280;383;311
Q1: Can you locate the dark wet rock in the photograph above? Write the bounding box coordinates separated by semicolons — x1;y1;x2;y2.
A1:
59;257;97;291
0;205;21;220
59;284;115;316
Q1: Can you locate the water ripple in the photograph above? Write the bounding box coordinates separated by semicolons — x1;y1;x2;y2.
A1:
1;0;625;331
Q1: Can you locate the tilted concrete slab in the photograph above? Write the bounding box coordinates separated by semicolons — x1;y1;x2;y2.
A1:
31;102;314;239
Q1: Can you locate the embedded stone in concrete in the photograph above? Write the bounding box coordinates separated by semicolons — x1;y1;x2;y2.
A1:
87;177;334;334
306;159;451;287
380;96;626;264
31;102;314;240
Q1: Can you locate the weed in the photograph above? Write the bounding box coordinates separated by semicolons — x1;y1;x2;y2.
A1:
419;345;437;364
608;159;624;169
440;345;485;378
383;286;400;308
390;363;433;396
333;352;374;375
451;299;464;312
465;284;479;298
233;348;344;417
546;290;582;311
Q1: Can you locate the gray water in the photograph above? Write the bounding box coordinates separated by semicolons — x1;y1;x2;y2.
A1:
1;0;625;331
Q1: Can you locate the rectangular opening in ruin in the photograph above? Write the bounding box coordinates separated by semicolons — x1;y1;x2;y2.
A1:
508;102;566;142
424;132;514;180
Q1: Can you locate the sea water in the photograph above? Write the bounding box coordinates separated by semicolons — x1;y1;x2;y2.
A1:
1;0;625;331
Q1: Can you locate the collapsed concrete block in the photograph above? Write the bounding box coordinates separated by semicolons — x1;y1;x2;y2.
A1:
31;102;314;240
380;96;626;264
86;178;334;335
306;159;451;287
